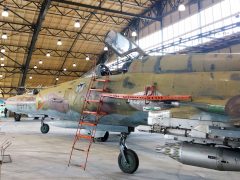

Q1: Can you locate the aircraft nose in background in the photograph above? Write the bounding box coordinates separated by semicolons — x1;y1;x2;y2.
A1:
5;96;19;112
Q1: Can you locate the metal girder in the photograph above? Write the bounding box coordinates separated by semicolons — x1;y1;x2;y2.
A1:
5;0;131;26
0;43;100;59
0;20;105;43
20;0;51;89
122;0;177;36
0;86;19;96
54;0;104;85
148;22;240;54
0;65;84;77
52;0;161;22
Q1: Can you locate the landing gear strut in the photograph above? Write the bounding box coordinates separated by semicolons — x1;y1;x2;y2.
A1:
118;133;139;174
40;116;49;134
96;131;109;142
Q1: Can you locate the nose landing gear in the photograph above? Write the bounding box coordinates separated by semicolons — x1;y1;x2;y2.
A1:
40;116;49;134
118;133;139;174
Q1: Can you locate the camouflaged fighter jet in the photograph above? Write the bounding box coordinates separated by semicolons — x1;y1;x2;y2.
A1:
5;30;240;174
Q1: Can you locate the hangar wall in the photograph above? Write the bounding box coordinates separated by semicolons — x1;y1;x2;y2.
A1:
137;0;239;54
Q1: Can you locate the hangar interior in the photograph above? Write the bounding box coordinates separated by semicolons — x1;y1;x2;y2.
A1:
0;0;239;97
0;0;240;179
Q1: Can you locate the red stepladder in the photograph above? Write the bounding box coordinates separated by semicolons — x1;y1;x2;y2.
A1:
68;72;110;170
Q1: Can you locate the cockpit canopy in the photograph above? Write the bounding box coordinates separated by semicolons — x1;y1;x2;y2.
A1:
104;30;145;57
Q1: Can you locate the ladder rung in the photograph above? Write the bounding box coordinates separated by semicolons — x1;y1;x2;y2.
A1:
82;111;107;115
73;147;85;152
85;99;101;103
80;121;97;126
94;78;110;82
77;134;93;140
90;88;105;92
69;163;86;169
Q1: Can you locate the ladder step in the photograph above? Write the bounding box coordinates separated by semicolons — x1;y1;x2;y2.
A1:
94;78;110;82
82;111;107;115
80;121;97;126
77;134;93;140
69;163;86;169
90;88;105;92
73;147;86;152
85;99;101;103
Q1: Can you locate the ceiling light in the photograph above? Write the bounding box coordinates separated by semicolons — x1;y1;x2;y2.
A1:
0;74;3;78
1;63;4;67
39;60;43;64
1;33;7;39
178;4;186;11
57;39;62;46
46;52;50;57
73;63;76;67
34;65;37;69
86;56;90;61
74;20;80;28
2;8;9;17
1;48;5;53
29;76;32;79
63;68;67;71
0;57;4;61
104;46;108;51
56;77;59;81
131;31;137;37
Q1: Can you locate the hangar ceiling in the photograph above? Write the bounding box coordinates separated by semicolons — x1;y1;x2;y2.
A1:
0;0;165;97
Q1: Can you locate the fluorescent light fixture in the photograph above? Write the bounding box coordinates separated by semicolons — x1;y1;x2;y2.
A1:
86;56;90;61
131;31;137;37
29;76;32;79
104;46;108;51
2;8;8;17
57;39;62;46
0;57;4;61
63;68;67;71
56;77;59;81
1;48;5;53
1;63;4;67
34;65;37;69
74;20;80;28
1;33;7;39
46;52;50;57
39;60;43;64
178;4;186;11
73;63;76;67
0;74;3;78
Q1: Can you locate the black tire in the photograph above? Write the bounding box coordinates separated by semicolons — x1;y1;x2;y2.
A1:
96;131;109;142
118;149;139;174
14;113;21;121
40;124;50;134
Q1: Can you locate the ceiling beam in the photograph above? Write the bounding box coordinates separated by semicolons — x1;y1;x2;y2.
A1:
20;0;51;88
0;65;85;77
52;0;161;22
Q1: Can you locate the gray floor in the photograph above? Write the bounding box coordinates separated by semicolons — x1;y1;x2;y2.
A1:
0;117;239;180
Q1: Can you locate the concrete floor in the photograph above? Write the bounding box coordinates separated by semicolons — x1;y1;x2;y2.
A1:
0;118;239;180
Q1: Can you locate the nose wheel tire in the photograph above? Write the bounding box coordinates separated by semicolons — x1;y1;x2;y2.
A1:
118;149;139;174
41;123;49;134
14;113;21;121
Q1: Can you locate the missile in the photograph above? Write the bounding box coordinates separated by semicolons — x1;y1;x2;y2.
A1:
157;142;240;171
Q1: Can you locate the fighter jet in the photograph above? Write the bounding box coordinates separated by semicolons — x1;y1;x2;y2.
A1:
5;30;240;174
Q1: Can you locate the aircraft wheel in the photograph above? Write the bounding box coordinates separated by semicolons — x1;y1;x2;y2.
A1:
96;131;109;142
118;149;139;174
14;113;21;121
41;123;49;134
